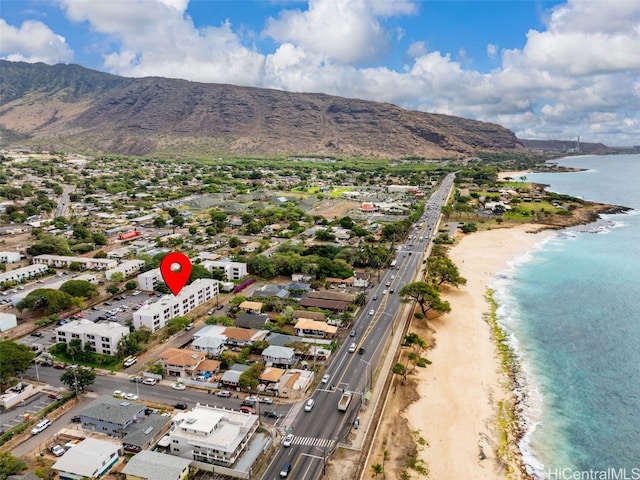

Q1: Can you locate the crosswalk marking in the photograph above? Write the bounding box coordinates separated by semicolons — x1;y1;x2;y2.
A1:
290;436;334;449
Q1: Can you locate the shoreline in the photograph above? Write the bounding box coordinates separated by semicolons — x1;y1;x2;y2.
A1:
403;224;555;479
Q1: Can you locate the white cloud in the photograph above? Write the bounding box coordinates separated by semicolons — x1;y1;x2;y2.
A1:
2;0;639;145
486;43;497;59
0;19;73;64
263;0;415;65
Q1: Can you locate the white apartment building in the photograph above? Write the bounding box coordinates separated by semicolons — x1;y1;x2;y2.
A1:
0;251;21;263
105;260;145;280
55;319;129;356
169;404;258;467
137;268;161;291
202;260;247;281
33;254;117;270
0;264;48;284
132;279;219;332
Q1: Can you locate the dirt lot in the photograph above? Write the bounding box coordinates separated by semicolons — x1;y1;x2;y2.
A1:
312;198;361;220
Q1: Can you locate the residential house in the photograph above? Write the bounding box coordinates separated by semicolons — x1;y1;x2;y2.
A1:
291;310;326;322
222;327;267;348
261;345;296;367
220;364;251;388
259;366;285;387
75;395;147;436
121;450;191;480
293;318;338;339
276;369;314;399
237;301;263;314
121;413;172;454
52;438;120;480
191;325;227;357
158;348;206;379
234;313;269;330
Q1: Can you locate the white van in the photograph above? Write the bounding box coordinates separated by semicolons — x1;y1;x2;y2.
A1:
348;343;357;353
123;357;137;367
31;419;52;435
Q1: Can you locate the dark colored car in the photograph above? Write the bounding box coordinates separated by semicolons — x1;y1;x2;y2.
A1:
263;410;280;419
70;415;81;423
174;402;187;410
280;463;291;478
30;331;43;337
358;347;365;354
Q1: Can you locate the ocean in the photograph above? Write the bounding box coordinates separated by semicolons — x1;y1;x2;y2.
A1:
490;154;640;478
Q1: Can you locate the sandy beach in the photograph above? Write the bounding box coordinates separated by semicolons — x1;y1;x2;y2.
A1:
404;225;554;479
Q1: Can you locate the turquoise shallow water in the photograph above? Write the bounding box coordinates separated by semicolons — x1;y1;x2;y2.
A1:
490;155;640;478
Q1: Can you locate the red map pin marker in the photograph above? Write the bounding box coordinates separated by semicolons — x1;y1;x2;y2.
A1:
160;252;192;296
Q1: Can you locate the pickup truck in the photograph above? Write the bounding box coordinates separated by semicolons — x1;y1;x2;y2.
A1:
338;392;352;411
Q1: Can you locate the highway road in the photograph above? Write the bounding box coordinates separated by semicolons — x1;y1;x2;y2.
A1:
262;174;455;480
54;184;74;218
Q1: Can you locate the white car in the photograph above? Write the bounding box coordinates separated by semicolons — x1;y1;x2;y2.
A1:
113;390;124;398
50;444;65;457
304;399;315;412
321;374;330;384
369;309;375;315
172;383;186;390
142;378;157;386
283;433;294;447
217;390;231;397
258;396;273;404
124;393;139;401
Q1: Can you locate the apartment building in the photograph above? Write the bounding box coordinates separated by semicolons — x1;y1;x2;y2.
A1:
105;260;145;280
55;319;129;356
33;254;117;270
137;268;161;291
132;279;219;332
169;404;258;467
0;264;48;284
202;260;248;281
0;251;21;263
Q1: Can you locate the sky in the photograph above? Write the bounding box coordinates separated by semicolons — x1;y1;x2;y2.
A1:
1;0;639;147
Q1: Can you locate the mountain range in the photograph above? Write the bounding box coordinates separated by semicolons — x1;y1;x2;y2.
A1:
0;60;529;159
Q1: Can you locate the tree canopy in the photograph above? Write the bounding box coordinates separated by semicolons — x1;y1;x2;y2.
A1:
16;288;76;315
60;280;99;298
0;341;35;387
398;281;451;318
60;366;96;395
426;256;467;288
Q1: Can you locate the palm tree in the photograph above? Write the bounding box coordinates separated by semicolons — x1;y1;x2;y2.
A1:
371;463;383;478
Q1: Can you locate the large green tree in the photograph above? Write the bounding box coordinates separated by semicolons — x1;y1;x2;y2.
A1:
398;281;451;318
60;280;99;299
16;288;75;315
0;451;27;479
0;341;35;387
426;256;467;288
60;366;96;395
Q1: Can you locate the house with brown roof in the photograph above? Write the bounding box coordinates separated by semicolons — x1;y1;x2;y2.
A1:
259;366;285;385
222;327;267;347
294;318;338;338
299;297;350;312
158;348;206;379
292;310;326;322
277;369;314;399
197;359;221;377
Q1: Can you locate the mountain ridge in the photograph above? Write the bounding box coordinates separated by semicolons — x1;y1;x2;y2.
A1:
0;60;525;158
